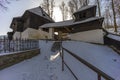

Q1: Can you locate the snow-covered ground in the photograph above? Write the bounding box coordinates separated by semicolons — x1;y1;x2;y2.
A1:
0;40;120;80
63;41;120;80
0;40;74;80
107;28;120;35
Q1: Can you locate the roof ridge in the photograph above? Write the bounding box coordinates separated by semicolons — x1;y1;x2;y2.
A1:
28;6;54;21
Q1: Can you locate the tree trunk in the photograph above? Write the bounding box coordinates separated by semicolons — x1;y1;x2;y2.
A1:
111;0;117;32
96;0;101;17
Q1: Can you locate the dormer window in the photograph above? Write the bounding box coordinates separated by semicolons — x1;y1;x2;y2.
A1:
79;12;86;19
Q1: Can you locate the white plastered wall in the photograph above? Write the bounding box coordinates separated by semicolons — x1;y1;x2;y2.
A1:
13;32;21;40
21;28;40;39
38;28;54;39
69;29;104;44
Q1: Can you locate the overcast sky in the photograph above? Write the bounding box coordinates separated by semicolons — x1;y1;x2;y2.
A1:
0;0;105;35
0;0;40;35
0;0;67;35
0;0;96;35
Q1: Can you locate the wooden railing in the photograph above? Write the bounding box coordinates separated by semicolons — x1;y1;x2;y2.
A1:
60;46;115;80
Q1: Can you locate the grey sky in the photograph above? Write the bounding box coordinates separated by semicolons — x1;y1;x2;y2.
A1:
0;0;67;35
0;0;42;35
0;0;105;35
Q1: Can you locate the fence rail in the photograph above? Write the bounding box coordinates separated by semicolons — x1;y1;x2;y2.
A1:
61;45;114;80
0;36;39;53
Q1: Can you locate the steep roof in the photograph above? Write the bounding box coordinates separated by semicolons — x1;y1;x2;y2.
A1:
28;6;54;22
73;5;97;14
40;17;104;28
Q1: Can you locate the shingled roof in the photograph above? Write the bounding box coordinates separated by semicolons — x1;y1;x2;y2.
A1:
40;17;104;28
40;20;74;28
28;6;54;22
73;5;97;14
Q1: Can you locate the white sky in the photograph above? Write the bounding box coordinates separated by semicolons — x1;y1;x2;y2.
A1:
0;0;106;35
0;0;65;35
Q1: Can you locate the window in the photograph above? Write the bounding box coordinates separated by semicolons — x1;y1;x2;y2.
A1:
79;12;86;19
83;12;86;17
42;28;49;32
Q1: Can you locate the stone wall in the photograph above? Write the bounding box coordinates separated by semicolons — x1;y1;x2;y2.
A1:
0;49;40;70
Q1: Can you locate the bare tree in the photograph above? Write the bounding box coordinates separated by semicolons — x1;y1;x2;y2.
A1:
82;0;89;7
114;0;120;17
104;6;113;28
69;0;89;11
59;1;69;21
68;1;75;19
0;0;10;10
96;0;101;17
105;8;109;28
41;0;55;18
111;0;118;32
71;0;79;11
64;7;68;20
50;0;55;18
41;0;50;15
68;0;89;18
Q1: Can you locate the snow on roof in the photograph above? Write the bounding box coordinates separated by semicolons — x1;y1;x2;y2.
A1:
40;20;74;28
74;5;96;14
74;17;103;24
28;6;53;21
40;17;103;28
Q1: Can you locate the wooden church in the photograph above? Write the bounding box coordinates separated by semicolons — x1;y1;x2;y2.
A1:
9;5;104;44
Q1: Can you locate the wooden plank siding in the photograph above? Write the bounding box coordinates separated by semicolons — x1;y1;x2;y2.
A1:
10;17;23;32
74;6;96;22
104;35;120;51
71;17;104;33
21;11;54;31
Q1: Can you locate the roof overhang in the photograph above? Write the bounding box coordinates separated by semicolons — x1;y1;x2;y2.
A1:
40;17;104;29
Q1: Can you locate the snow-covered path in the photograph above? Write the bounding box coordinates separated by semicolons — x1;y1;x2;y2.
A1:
0;40;120;80
0;40;74;80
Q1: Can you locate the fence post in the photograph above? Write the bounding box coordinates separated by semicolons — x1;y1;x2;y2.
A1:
3;36;6;53
61;47;64;71
8;39;10;52
19;39;21;51
98;74;101;80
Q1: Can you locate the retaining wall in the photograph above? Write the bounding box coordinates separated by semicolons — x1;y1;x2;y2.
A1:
0;49;40;70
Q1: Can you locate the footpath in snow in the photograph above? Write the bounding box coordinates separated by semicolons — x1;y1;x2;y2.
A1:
0;40;120;80
0;40;74;80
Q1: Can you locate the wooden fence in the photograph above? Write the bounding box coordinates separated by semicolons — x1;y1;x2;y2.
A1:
0;36;39;53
